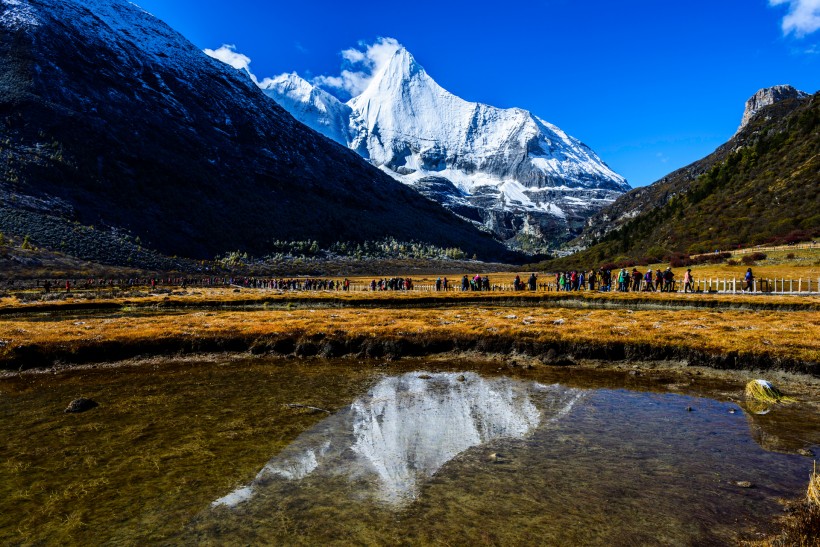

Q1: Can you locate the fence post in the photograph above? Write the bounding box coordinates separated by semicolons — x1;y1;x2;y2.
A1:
790;279;793;293
754;279;757;293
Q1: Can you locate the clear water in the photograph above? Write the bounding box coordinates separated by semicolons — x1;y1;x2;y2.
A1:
0;359;816;546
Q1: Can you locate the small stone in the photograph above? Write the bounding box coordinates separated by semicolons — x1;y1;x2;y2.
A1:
65;398;98;413
735;481;754;488
418;374;432;380
628;370;639;377
729;408;737;414
456;375;466;382
488;452;503;462
797;448;815;457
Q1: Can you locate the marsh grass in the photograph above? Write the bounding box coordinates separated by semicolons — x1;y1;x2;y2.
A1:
809;461;820;507
745;379;793;404
1;304;818;371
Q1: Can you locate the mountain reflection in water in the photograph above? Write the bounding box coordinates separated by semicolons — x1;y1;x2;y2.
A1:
213;372;583;507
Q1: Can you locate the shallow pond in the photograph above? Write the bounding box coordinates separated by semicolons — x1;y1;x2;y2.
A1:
1;358;817;545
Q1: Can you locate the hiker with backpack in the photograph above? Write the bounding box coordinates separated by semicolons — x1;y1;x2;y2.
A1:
631;268;642;291
663;268;675;292
644;269;654;291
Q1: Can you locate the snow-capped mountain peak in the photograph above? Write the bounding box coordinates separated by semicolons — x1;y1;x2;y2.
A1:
261;41;630;248
260;72;351;145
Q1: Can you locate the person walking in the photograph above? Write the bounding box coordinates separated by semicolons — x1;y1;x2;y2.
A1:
683;269;694;293
744;268;754;292
663;267;675;292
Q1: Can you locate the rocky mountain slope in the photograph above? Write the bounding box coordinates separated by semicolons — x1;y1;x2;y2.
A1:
551;87;818;267
0;0;513;266
261;48;630;250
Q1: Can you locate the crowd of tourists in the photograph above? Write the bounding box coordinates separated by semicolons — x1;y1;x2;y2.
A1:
21;267;759;295
30;276;355;292
552;267;683;292
369;278;414;291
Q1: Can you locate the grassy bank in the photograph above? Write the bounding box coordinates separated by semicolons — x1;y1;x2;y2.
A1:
1;302;817;373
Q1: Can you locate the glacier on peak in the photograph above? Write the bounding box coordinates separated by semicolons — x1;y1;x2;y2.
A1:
260;73;352;146
257;44;631;247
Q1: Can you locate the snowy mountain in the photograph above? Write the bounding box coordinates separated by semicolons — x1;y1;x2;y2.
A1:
0;0;512;264
262;47;630;249
260;73;352;145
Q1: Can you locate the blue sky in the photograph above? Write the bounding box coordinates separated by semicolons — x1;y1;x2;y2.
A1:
136;0;820;188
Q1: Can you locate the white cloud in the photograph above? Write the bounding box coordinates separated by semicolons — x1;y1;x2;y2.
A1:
770;0;820;37
341;48;366;63
204;44;252;72
204;44;287;88
312;37;402;98
203;38;405;100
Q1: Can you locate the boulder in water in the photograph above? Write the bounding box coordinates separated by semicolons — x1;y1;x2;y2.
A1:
64;398;98;413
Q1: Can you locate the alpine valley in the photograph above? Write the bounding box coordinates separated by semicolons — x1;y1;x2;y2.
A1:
0;0;516;269
260;46;630;250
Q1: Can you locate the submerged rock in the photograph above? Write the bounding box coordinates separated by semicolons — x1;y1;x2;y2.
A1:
64;398;98;413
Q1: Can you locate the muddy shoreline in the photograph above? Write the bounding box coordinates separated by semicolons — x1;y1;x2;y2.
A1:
2;292;818;318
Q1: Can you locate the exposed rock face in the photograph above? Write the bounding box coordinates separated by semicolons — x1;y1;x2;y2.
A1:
739;85;809;131
0;0;513;265
262;48;630;249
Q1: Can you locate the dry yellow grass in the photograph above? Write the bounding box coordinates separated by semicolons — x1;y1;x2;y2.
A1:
1;305;818;368
809;461;820;507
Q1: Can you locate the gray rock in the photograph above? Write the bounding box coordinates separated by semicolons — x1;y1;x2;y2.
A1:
739;85;808;131
64;398;98;413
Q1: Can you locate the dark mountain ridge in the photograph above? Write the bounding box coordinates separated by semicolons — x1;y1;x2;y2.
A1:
0;0;514;266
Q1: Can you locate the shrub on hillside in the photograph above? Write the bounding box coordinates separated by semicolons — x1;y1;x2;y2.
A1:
741;252;767;265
